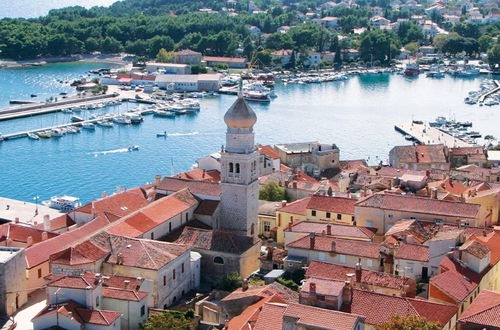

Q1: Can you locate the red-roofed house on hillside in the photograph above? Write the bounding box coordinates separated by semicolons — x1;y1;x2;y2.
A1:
457;290;500;330
43;272;151;329
389;144;450;171
285;233;383;272
354;192;481;235
306;260;417;298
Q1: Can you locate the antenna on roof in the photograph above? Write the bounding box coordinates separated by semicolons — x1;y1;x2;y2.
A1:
238;78;243;97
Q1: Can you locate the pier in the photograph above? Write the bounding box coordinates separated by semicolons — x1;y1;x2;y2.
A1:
394;122;472;148
477;80;500;104
0;93;120;121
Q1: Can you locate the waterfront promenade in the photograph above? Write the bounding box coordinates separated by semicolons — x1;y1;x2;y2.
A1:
395;122;472;148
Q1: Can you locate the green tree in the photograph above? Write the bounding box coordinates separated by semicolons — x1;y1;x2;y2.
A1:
254;50;272;66
478;35;493;53
359;30;399;65
142;311;192;330
218;272;242;292
259;181;287;201
147;36;175;58
190;65;207;74
101;36;123;53
156;49;177;63
376;315;441;330
487;43;500;67
404;42;419;56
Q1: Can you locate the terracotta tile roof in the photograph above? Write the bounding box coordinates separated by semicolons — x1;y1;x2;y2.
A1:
194;200;219;216
32;300;121;326
35;214;75;231
439;256;483;284
287;234;381;259
458;290;500;328
449;146;486;157
306;261;414;291
374;166;427;178
430;269;478;302
222;282;299;304
473;230;500;266
253;302;287;330
459;240;490;259
25;215;112;268
102;287;148;301
81;272;144;291
385;219;431;244
286;221;375;240
391;144;448;164
46;274;99;289
277;198;310;216
50;240;109;266
258;145;280;159
339;159;369;174
92;233;189;270
284;303;363;330
354;193;480;218
344;289;457;327
0;223;58;245
156;177;221;197
301;277;345;297
203;56;247;63
172;169;220;182
306;195;356;215
176;227;257;254
225;294;286;330
428;178;468;195
106;189;198;238
395;243;429;262
77;188;149;218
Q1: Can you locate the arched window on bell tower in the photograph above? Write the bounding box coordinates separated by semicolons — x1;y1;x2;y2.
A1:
235;163;240;174
229;162;234;173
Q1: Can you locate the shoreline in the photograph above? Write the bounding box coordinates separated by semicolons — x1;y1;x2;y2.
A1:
0;53;132;70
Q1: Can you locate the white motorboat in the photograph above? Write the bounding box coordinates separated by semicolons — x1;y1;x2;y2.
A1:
243;90;271;102
27;132;39;140
96;120;113;127
128;145;139;151
112;115;132;125
51;128;65;137
42;195;82;212
61;108;73;114
71;115;84;122
154;109;175;117
82;122;96;130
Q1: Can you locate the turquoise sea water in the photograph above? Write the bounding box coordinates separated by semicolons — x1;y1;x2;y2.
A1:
0;62;499;203
1;0;120;18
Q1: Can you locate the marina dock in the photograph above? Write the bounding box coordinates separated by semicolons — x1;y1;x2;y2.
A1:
477;80;500;104
394;122;472;148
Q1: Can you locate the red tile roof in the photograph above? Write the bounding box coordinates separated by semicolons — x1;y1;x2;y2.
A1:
35;214;75;232
391;144;448;164
301;277;345;297
77;188;149;218
430;269;478;302
277;198;310;216
176;227;257;254
287;234;381;259
459;240;490;259
258;145;280;159
32;300;121;326
106;189;198;238
81;272;144;291
0;223;58;245
344;289;457;327
253;302;287;330
458;290;500;328
395;243;429;262
203;56;247;63
306;261;415;291
306;195;356;215
172;169;220;182
428;178;468;196
287;221;375;240
46;274;99;289
194;200;220;216
355;193;480;218
102;287;148;301
156;177;221;197
50;240;109;266
284;303;363;330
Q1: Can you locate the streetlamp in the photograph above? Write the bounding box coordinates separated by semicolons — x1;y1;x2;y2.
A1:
33;196;40;216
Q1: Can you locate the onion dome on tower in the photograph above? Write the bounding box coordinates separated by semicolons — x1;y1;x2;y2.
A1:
224;94;257;130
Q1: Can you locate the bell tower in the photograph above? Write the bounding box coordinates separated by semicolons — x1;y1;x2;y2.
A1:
218;94;259;238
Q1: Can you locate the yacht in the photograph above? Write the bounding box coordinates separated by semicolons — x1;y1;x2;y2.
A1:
37;131;52;139
126;113;143;124
96;120;113;127
112;115;132;125
154;109;175;117
243;90;271;102
42;195;82;212
27;132;39;140
61;108;73;114
51;128;65;137
404;63;419;76
82;122;96;130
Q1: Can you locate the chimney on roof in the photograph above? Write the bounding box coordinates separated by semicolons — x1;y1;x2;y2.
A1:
155;175;161;185
431;188;438;199
124;280;130;288
326;224;331;236
117;253;124;265
281;200;287;207
309;233;316;250
41;232;48;241
293;182;297;189
355;259;362;283
284;180;289;187
331;240;336;252
202;169;206;178
26;236;33;247
426;170;430;177
342;279;353;305
309;282;316;293
102;191;107;198
483;229;487;237
14;217;19;224
43;215;50;231
267;246;273;260
242;279;249;291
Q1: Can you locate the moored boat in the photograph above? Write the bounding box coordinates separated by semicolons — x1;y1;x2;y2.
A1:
42;195;81;212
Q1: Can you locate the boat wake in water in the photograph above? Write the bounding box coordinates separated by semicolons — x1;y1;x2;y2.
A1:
167;131;199;137
91;148;131;157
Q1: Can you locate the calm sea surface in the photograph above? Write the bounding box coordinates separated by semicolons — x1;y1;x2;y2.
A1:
0;62;499;203
1;0;120;18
